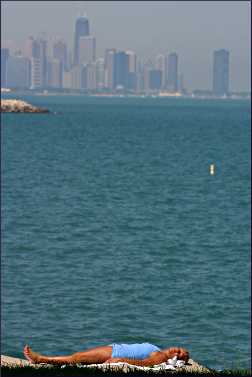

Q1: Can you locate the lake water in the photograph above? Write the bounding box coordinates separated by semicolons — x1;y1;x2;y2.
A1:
1;95;251;370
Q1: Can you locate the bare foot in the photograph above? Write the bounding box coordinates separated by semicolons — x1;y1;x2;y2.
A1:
23;345;43;364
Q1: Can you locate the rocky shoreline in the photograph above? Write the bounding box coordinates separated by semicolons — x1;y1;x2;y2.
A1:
1;99;49;113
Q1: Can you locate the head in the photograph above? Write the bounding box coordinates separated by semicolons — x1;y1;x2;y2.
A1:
163;347;189;363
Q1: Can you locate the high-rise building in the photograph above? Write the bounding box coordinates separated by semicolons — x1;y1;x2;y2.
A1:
85;63;96;90
178;73;185;93
47;59;63;89
24;36;39;58
125;50;137;91
71;64;85;90
26;37;47;89
78;36;96;65
63;70;72;89
155;54;166;89
136;58;145;92
213;49;229;96
143;59;154;92
126;50;136;73
114;51;129;90
6;56;31;88
104;48;116;90
167;53;178;92
96;58;105;90
68;50;73;69
149;70;162;90
1;48;9;87
31;58;42;89
53;40;68;71
1;40;16;55
39;39;47;86
73;16;90;66
127;73;137;91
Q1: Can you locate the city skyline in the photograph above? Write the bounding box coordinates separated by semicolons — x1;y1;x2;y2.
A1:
1;26;234;96
0;12;243;97
1;1;250;92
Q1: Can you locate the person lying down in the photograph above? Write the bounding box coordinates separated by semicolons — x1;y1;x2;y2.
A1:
24;342;189;366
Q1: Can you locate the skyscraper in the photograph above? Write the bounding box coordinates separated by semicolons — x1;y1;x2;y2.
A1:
96;58;105;90
24;36;39;59
114;51;129;90
6;56;31;89
178;73;185;93
1;48;9;87
63;70;71;89
85;63;96;90
47;59;63;89
104;48;116;90
213;49;229;96
26;37;47;89
136;58;145;93
126;50;137;91
53;40;68;71
39;38;47;87
126;50;137;73
167;53;178;92
143;59;154;92
149;70;162;90
31;57;42;89
78;36;96;65
73;16;90;65
71;64;85;90
155;54;166;89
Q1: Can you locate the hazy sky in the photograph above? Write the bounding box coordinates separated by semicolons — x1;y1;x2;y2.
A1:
1;1;251;91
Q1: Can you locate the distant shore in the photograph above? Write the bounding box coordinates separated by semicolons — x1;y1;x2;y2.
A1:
1;87;250;100
1;99;49;113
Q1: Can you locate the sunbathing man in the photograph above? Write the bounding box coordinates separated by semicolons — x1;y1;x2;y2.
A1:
24;343;189;366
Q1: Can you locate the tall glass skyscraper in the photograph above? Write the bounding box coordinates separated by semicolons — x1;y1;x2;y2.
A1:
149;70;162;90
73;16;90;65
213;49;229;96
114;51;129;90
167;52;178;92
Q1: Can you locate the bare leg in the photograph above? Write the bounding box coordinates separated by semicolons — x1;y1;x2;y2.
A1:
24;345;112;365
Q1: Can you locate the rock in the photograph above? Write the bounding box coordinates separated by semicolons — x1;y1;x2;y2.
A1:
1;355;211;373
1;355;30;367
1;99;49;113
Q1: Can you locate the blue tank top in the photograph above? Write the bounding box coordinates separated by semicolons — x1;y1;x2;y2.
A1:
111;343;161;359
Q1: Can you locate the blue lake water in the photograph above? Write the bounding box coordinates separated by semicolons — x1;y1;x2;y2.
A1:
1;95;251;370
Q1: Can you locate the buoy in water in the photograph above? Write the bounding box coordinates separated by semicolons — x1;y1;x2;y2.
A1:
210;164;215;175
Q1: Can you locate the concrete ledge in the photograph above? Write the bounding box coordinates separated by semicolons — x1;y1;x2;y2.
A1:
1;355;211;373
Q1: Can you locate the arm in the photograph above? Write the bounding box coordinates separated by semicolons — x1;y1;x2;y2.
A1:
104;352;167;367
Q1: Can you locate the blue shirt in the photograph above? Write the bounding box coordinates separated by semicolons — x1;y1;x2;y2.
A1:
111;343;161;359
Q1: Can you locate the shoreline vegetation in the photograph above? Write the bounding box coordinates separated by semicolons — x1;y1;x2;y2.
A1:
1;99;49;113
1;355;251;376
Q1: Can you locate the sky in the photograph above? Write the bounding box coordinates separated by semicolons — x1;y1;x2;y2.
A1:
1;1;251;91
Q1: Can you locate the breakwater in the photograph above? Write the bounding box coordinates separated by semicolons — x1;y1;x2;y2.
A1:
1;99;49;113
